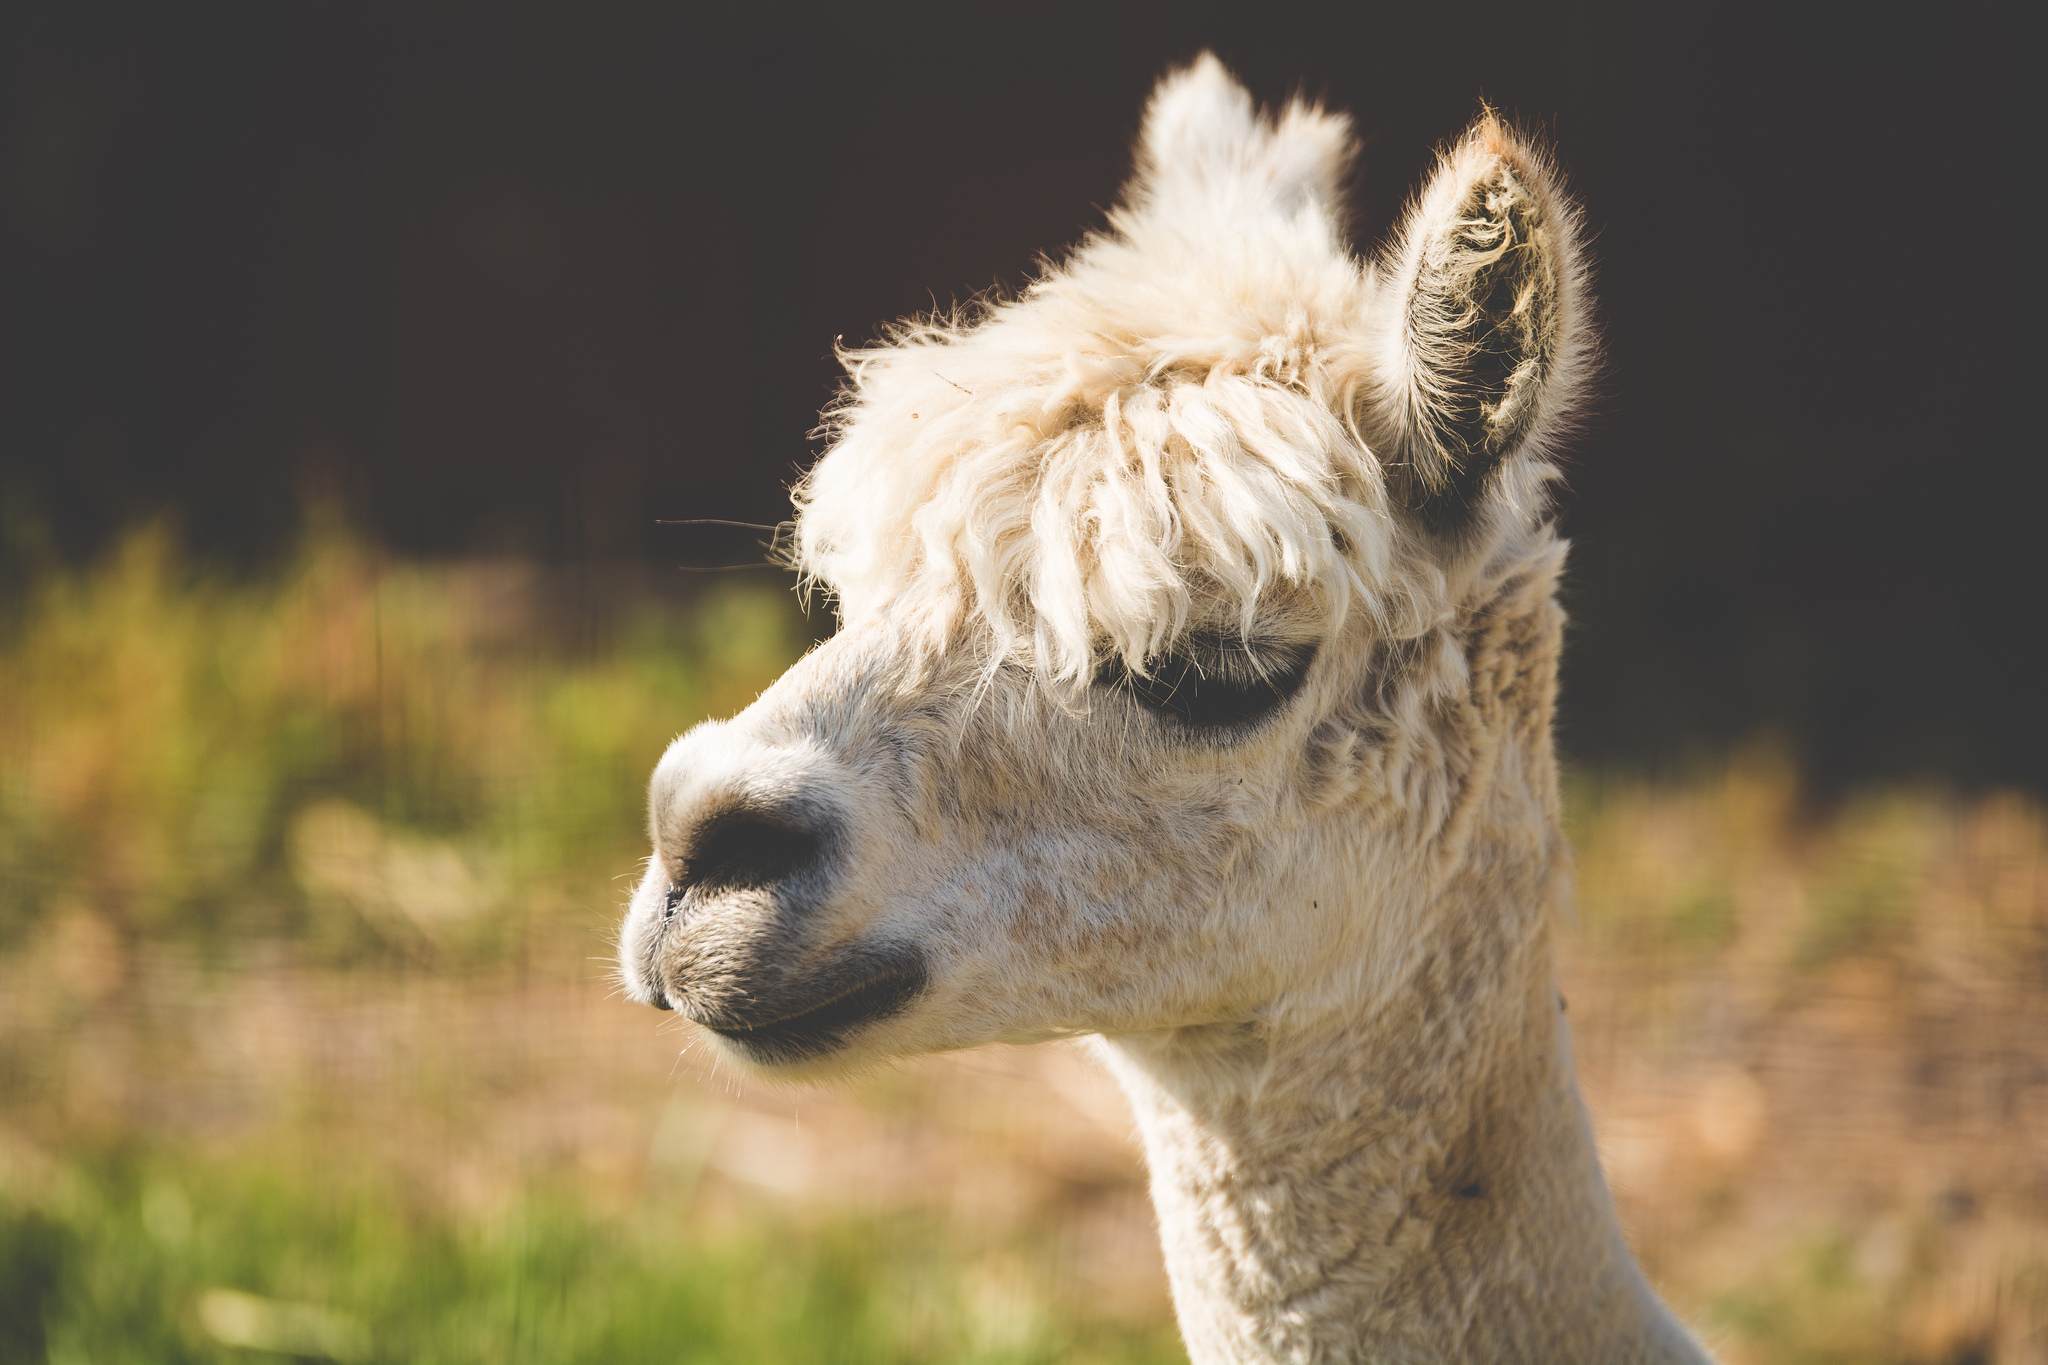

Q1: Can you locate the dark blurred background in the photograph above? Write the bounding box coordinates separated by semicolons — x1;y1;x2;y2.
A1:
0;2;2031;789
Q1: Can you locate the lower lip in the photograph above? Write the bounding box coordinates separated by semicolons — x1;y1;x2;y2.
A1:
692;961;927;1060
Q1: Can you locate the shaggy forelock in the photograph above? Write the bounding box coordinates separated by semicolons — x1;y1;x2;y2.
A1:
793;57;1448;685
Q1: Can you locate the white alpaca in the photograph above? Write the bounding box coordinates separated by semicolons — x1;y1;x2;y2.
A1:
619;56;1713;1364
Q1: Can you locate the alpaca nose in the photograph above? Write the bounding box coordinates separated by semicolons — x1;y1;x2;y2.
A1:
672;802;829;898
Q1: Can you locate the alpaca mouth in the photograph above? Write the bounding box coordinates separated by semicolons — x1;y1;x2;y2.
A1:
684;949;928;1063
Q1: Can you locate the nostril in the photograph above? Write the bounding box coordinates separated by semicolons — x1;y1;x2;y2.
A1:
679;810;823;894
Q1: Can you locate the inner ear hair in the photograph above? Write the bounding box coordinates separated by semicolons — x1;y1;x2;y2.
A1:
1373;115;1583;537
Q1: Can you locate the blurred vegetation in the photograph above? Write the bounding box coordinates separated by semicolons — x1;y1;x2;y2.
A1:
1564;755;2048;1364
1;522;2043;1363
0;513;801;966
0;1149;1175;1365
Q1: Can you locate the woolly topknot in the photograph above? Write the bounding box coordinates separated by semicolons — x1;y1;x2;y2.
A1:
790;57;1581;686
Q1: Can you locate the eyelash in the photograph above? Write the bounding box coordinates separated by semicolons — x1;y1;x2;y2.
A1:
1096;639;1316;730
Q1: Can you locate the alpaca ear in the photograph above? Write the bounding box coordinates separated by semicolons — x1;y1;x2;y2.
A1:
1367;116;1589;536
1128;53;1354;227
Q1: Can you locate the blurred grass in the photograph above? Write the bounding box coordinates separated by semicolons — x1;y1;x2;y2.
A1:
0;1146;1174;1365
1563;754;2048;1364
0;512;796;966
1;520;2044;1363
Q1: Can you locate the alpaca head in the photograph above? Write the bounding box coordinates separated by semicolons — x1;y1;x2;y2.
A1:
616;55;1591;1074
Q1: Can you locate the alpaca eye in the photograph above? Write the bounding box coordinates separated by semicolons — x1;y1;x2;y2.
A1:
663;882;685;920
1098;639;1315;731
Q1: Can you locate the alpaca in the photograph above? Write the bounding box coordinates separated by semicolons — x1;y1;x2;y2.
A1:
617;55;1714;1364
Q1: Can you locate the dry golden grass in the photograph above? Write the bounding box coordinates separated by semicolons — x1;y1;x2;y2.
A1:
1566;754;2048;1363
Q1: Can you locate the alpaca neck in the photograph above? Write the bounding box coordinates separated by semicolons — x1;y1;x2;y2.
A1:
1097;904;1709;1364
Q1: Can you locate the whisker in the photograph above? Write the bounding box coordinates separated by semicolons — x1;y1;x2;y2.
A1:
656;518;787;531
675;563;794;574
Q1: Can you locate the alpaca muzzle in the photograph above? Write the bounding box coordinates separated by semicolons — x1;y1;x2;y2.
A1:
624;716;935;1061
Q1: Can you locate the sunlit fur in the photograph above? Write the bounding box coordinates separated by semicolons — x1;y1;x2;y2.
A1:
618;55;1713;1364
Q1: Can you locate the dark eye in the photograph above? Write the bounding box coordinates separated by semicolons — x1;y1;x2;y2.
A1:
1097;637;1316;731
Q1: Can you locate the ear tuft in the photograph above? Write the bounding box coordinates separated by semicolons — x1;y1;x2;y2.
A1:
1138;53;1260;181
1128;53;1354;227
1369;115;1588;537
